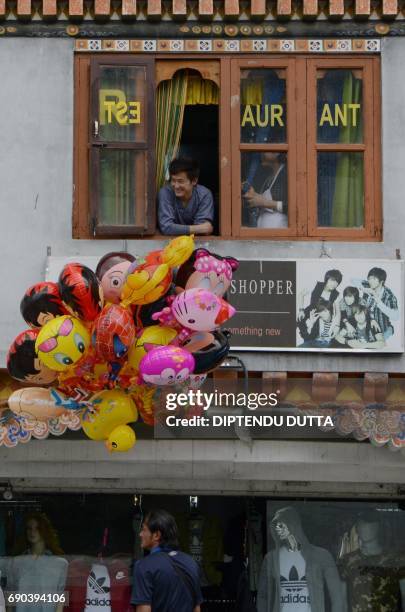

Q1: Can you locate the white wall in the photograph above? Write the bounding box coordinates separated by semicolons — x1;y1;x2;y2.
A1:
0;38;404;372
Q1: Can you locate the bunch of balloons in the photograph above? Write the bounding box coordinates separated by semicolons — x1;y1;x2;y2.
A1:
6;237;239;452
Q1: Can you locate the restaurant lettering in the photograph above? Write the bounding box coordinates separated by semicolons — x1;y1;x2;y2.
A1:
241;103;361;127
99;89;141;125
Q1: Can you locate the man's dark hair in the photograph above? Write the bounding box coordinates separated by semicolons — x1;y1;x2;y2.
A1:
316;299;332;315
343;286;360;302
356;510;381;528
144;509;180;548
169;158;200;182
367;267;387;285
324;269;343;285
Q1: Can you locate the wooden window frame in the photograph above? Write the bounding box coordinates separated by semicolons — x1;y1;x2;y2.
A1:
89;56;155;237
306;57;381;241
73;53;381;242
230;58;298;239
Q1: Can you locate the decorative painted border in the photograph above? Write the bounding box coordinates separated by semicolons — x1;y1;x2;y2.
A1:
75;38;381;53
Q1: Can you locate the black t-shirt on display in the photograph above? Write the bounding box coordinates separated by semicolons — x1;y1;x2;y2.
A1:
131;549;203;612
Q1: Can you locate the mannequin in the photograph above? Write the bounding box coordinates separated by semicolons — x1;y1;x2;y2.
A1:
340;513;405;611
10;513;67;612
257;507;343;612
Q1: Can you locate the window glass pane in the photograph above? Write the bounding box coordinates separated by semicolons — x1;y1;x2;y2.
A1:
99;149;146;226
317;69;363;144
99;66;146;142
240;69;286;144
317;152;364;228
241;151;288;228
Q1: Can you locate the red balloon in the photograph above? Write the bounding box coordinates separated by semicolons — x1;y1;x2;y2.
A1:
59;263;103;322
93;304;136;362
20;282;69;328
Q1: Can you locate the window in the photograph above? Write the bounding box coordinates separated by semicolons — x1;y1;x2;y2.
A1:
74;54;381;240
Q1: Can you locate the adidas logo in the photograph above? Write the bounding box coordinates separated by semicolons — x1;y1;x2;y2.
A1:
280;565;307;593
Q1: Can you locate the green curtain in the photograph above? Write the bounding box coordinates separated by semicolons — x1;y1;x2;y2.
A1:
331;73;364;227
156;71;189;190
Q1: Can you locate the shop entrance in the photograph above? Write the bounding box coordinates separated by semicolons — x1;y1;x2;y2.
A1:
1;492;405;612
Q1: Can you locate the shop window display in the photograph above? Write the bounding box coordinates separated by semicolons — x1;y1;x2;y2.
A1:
0;495;404;611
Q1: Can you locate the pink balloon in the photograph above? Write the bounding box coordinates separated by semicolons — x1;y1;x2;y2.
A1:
172;288;236;332
139;345;195;386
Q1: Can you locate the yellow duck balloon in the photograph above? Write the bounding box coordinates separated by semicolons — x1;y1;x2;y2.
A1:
105;425;136;453
81;390;138;452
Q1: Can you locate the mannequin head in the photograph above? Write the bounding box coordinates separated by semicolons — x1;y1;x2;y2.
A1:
273;520;291;541
356;512;381;551
270;507;308;553
14;513;63;556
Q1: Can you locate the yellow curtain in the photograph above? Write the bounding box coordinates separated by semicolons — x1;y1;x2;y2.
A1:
156;71;189;190
156;72;220;189
185;77;219;105
241;79;264;105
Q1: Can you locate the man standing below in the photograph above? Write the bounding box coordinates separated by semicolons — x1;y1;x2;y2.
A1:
361;267;399;340
131;509;203;612
158;158;214;236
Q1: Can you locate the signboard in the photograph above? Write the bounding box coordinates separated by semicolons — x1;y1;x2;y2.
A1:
228;259;404;353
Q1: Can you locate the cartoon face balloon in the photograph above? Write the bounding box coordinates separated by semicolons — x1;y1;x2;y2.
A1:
172;289;236;332
96;252;136;305
127;325;178;372
139;345;195;386
20;282;69;328
175;249;239;297
35;315;90;372
59;262;103;322
7;329;58;385
92;304;135;363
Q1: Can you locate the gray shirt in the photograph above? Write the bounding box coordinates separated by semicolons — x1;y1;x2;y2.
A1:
9;551;67;612
157;184;214;235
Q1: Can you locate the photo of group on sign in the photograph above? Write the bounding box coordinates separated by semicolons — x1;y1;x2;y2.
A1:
296;261;403;352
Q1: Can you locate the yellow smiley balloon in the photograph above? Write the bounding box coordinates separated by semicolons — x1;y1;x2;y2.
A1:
35;315;90;372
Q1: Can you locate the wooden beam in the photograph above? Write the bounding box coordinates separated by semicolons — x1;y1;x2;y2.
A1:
382;0;398;15
94;0;110;17
68;0;84;17
172;0;187;16
250;0;266;16
17;0;31;17
198;0;214;16
363;372;389;403
328;0;345;16
42;0;57;17
312;372;338;403
303;0;318;16
122;0;137;17
355;0;370;15
277;0;292;17
224;0;239;16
